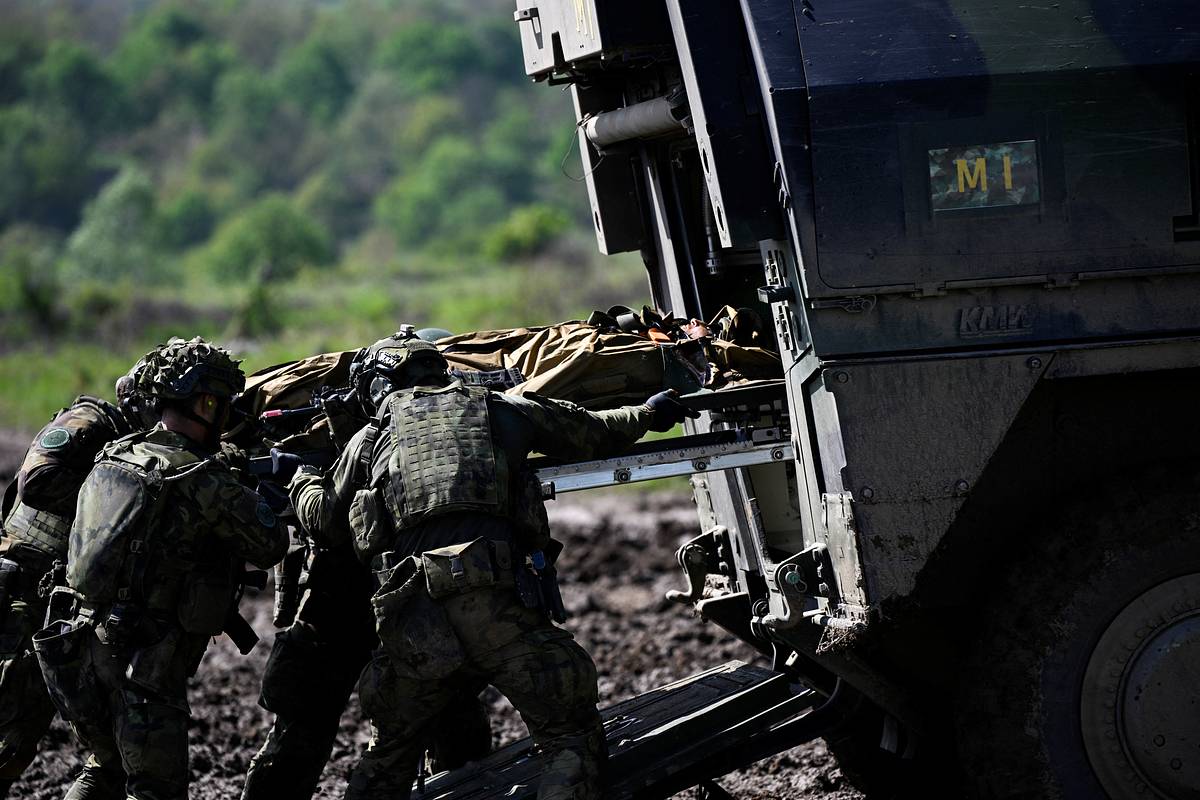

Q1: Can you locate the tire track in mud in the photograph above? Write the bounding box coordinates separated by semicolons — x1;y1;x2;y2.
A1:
11;491;862;799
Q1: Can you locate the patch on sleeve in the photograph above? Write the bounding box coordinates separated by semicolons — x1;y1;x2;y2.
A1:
256;500;276;528
39;427;72;450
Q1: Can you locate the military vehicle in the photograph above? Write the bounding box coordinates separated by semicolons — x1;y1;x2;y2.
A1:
477;2;1200;798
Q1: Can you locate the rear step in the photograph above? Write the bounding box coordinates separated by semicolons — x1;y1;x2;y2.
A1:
419;661;839;799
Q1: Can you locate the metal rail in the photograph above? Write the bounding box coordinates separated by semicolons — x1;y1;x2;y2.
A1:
535;427;792;497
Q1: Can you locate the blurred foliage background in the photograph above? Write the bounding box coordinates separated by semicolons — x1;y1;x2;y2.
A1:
0;0;648;434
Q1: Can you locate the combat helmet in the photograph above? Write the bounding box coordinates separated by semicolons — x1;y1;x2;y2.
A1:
139;337;246;402
349;327;448;413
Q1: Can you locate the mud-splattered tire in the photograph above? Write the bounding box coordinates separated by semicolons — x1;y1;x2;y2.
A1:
957;468;1200;799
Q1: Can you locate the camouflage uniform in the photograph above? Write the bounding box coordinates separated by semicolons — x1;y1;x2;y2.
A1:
242;543;492;799
291;377;655;800
49;426;287;800
0;397;136;796
33;338;286;800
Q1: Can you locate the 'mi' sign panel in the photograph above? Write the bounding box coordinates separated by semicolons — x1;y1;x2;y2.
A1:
928;140;1040;212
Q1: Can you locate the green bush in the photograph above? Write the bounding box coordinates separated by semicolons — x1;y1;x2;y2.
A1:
199;194;333;283
61;166;164;284
482;204;571;261
157;189;217;249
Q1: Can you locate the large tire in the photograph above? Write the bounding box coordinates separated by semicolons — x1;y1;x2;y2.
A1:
957;467;1200;799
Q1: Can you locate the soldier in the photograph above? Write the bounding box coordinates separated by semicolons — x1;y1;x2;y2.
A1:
288;330;697;799
243;335;492;800
33;337;287;800
0;358;155;797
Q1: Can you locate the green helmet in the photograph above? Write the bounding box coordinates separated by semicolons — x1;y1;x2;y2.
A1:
139;337;245;402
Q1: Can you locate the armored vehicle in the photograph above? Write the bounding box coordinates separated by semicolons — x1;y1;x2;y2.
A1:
505;2;1200;797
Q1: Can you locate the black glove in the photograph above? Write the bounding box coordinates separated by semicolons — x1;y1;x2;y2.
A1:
217;442;249;473
269;448;305;482
644;389;700;432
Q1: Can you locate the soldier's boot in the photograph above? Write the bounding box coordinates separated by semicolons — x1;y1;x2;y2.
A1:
63;763;125;800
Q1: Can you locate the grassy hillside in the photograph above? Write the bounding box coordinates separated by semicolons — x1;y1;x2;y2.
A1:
0;0;648;433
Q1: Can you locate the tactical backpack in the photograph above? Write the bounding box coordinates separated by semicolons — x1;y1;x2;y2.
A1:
67;446;200;612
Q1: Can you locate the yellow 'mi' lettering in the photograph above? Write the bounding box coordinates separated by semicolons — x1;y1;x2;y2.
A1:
956;158;987;193
1003;155;1013;190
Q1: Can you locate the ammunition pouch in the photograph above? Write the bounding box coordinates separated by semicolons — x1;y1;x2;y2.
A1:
3;503;70;560
422;538;514;600
349;487;393;561
31;617;103;722
371;557;465;681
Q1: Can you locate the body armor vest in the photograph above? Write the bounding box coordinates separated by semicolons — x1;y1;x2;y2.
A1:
381;384;513;530
2;396;133;559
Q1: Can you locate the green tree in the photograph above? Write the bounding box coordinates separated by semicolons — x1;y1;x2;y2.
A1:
0;35;42;104
376;20;479;94
394;94;466;163
374;135;490;248
111;6;233;123
0;104;92;229
296;75;408;238
276;34;354;124
191;68;305;198
27;40;126;133
199;194;333;283
61;165;163;284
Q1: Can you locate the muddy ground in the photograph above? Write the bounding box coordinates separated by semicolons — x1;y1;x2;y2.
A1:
5;453;862;800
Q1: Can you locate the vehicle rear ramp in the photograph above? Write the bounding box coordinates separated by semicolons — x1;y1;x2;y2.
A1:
419;661;840;799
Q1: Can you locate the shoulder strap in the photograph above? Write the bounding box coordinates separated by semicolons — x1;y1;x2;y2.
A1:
354;404;389;488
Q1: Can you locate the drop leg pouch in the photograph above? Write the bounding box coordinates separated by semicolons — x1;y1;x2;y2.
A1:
371;557;465;681
31;618;104;722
